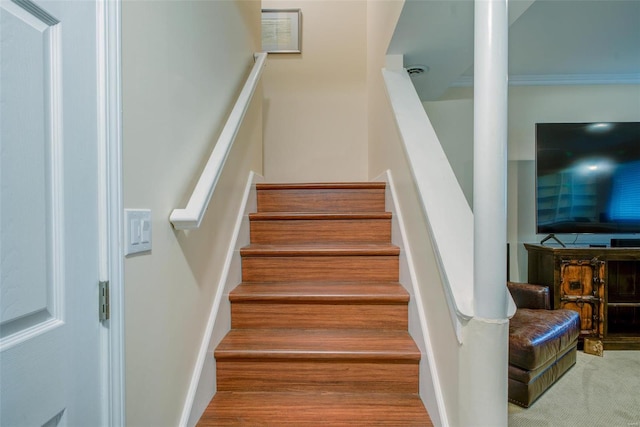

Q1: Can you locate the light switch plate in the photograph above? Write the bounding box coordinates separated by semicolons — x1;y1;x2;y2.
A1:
125;209;152;255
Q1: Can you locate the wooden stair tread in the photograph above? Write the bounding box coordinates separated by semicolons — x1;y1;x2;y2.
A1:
230;282;409;303
241;243;400;256
198;392;432;426
257;182;386;190
215;329;421;361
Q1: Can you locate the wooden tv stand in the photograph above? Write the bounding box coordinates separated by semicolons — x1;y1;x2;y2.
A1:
525;243;640;350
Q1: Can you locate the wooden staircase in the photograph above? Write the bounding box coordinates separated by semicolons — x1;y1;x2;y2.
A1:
198;183;432;426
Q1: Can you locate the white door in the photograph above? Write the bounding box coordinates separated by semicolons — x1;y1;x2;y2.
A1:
1;0;105;425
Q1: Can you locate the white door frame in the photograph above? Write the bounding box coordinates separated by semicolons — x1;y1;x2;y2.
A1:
97;0;125;424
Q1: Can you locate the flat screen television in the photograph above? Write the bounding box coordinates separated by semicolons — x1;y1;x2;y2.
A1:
536;122;640;235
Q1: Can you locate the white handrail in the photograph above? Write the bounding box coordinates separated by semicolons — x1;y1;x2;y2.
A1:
170;52;267;230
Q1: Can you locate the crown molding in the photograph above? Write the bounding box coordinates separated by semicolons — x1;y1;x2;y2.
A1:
450;73;640;87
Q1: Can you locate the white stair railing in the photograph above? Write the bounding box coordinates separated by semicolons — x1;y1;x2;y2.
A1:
382;67;516;340
383;67;474;338
170;52;267;230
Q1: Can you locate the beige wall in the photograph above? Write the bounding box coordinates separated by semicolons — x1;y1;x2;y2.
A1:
507;85;640;160
262;0;368;182
425;84;640;281
367;1;460;426
121;2;262;425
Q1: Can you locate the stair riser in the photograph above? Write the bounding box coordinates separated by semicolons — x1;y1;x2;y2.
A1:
250;219;391;244
231;303;408;330
241;256;399;282
257;189;385;213
216;360;419;393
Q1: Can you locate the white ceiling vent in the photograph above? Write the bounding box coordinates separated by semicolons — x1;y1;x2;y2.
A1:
406;65;429;77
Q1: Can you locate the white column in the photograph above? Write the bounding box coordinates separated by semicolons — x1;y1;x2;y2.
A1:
473;0;508;319
460;1;510;426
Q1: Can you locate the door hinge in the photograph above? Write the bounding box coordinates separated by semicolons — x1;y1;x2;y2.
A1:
99;280;110;321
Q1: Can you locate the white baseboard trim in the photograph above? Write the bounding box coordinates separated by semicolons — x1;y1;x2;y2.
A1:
179;171;263;427
373;170;449;427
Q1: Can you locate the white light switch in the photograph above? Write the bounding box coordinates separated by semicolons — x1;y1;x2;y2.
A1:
140;219;151;244
130;219;141;245
125;209;152;255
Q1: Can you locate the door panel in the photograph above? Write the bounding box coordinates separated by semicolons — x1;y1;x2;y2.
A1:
560;261;595;296
1;0;63;343
559;259;605;338
561;300;599;335
1;0;103;425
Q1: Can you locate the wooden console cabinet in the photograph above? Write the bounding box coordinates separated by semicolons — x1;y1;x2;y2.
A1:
525;244;640;350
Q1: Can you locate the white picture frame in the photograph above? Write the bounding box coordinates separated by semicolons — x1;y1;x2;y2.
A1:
261;9;302;54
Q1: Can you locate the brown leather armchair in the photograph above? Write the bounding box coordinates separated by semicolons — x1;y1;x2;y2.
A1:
507;282;580;407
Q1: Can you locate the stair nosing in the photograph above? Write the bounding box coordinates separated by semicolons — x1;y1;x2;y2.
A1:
249;212;392;221
215;329;421;362
230;282;409;304
257;182;386;190
240;243;400;257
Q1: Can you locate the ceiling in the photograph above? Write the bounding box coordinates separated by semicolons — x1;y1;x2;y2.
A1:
387;0;640;101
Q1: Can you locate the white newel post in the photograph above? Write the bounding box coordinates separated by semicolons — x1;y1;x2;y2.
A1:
461;0;509;425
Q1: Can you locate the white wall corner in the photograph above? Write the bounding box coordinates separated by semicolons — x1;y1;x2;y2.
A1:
180;171;263;427
385;54;404;71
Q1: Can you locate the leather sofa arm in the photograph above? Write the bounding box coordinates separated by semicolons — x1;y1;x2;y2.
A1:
507;282;551;310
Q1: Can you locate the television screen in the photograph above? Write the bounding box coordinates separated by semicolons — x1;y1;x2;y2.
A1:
536;122;640;234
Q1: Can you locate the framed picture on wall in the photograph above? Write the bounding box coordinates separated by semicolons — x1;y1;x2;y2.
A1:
261;9;302;53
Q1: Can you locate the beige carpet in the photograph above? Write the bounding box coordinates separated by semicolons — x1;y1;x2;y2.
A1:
508;350;640;427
